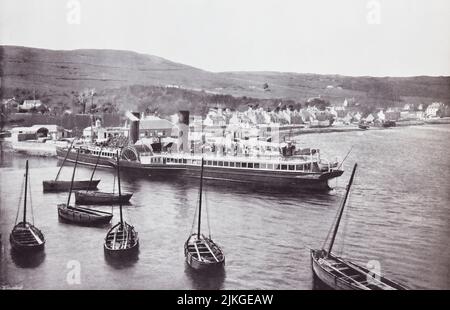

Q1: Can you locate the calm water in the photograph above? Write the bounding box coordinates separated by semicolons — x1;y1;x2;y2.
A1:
1;125;449;290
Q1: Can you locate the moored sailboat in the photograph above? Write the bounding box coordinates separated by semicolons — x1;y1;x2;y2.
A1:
43;140;100;192
57;148;113;226
184;158;225;271
10;160;45;252
310;163;409;290
104;151;139;257
74;147;132;205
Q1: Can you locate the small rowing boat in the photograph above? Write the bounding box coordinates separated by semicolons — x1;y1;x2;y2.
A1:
310;163;409;290
57;148;113;226
74;147;133;204
74;191;132;205
185;158;225;270
10;160;45;252
43;140;100;192
104;151;139;257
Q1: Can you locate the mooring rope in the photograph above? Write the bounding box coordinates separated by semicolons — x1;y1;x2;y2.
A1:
204;189;212;239
111;172;116;214
190;190;200;234
15;174;25;225
28;167;35;225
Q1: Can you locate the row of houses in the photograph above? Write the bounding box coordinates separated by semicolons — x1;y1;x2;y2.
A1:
185;100;449;129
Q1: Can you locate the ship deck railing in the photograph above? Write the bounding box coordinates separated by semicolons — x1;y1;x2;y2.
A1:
148;152;321;164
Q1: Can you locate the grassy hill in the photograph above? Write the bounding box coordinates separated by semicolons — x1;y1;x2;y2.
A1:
1;45;449;115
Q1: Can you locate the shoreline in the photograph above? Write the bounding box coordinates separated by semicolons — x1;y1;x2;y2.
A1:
1;119;449;158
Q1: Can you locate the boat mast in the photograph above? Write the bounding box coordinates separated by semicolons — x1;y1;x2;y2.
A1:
197;158;204;238
23;160;29;224
87;146;102;192
116;151;123;225
55;139;75;181
67;149;80;207
327;163;358;255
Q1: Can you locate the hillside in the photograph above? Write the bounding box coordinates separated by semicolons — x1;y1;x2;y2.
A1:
1;45;449;114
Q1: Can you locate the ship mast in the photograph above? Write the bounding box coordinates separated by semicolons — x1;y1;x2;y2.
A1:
55;139;75;181
197;158;204;238
23;160;29;225
116;151;123;225
327;163;357;255
67;149;80;207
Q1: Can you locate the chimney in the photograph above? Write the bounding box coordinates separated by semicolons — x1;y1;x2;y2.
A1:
177;110;190;153
126;111;140;144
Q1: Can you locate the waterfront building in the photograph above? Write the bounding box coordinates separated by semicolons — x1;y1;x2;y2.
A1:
10;124;68;142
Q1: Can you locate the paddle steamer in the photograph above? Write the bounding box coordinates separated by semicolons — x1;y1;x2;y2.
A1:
56;140;343;190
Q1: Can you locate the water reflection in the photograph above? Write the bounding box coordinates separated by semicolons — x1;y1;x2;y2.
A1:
184;263;226;290
312;274;332;290
10;249;46;268
103;249;140;269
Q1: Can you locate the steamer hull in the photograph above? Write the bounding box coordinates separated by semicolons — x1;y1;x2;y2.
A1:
57;145;344;190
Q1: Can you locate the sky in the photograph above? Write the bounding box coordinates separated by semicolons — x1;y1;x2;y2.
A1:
1;0;449;76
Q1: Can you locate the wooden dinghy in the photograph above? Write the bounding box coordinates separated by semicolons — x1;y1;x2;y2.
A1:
185;158;225;270
43;140;100;192
58;204;113;226
43;179;100;192
10;160;45;252
74;147;133;205
311;249;408;290
311;163;409;290
104;222;139;257
57;148;113;226
185;233;225;270
74;191;132;205
104;151;139;257
10;223;45;252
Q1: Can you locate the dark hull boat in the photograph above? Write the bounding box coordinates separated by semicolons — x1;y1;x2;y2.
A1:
73;146;133;205
10;161;45;253
75;191;132;205
57;142;344;191
358;123;370;130
10;222;45;252
44;140;100;192
58;204;113;226
104;222;139;257
116;157;343;191
43;180;100;192
382;120;396;128
185;234;225;270
311;164;409;290
104;151;139;258
311;250;407;290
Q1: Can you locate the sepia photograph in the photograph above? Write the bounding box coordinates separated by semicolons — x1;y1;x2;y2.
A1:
0;0;449;295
